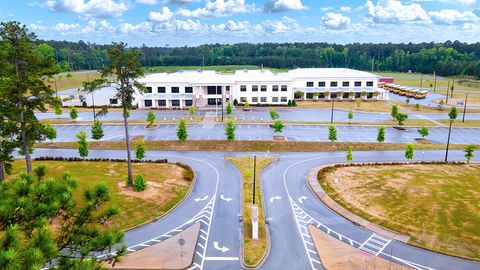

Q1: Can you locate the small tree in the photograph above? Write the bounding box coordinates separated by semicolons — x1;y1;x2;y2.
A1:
464;144;477;163
448;106;458;120
418;126;429;138
44;123;57;141
405;144;414;160
269;109;280;121
233;99;238;106
294;91;304;99
189;106;196;115
356;99;362;108
91;120;104;140
76;130;88;158
347;109;353;123
415;103;420;111
391;105;399;119
226;102;232;115
377;126;385;143
244;99;250;109
287;100;292;106
54;104;63;118
273;120;284;133
346;146;353;162
135;141;146;160
146;110;156;126
34;164;47;181
291;100;297;106
405;98;410;105
395;113;408;126
133;175;148;192
177;119;188;141
328;125;337;142
225;119;236;141
69;107;78;122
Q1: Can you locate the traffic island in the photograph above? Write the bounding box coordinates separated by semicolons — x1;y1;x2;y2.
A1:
110;223;200;269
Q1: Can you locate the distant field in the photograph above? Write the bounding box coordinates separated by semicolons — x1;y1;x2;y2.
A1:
143;65;287;75
47;71;101;91
376;72;480;91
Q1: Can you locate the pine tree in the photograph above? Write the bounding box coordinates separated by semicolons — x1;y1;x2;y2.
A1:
226;102;232;115
225;119;236;141
69;107;78;122
377;126;385;143
135;141;146;160
146;110;156;127
76;130;89;158
91;120;104;140
328;125;337;142
177;119;188;141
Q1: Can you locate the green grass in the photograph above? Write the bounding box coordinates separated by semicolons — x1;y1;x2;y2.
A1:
5;160;192;231
48;71;101;91
318;163;480;260
225;157;275;266
143;65;287;75
376;71;480;91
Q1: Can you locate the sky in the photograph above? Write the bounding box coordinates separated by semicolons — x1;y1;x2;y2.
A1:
1;0;479;46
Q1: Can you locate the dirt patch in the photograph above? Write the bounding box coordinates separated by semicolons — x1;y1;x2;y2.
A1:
415;138;431;144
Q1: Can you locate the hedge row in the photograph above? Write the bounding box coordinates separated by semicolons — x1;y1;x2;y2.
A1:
33;156;168;163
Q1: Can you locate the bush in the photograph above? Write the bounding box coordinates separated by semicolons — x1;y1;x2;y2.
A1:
133;175;148;192
233;99;238;106
287;100;292;106
82;101;87;107
34;164;47;181
292;100;297;106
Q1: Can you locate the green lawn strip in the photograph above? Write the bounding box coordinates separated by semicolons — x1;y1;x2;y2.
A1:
41;116;204;125
437;120;480;127
35;140;471;152
376;72;480;91
5;160;192;231
225;157;275;266
317;164;480;260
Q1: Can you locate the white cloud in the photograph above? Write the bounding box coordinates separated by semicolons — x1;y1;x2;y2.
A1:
165;0;199;4
264;0;305;13
177;0;257;18
366;0;429;24
118;21;152;33
321;12;351;30
262;20;288;33
137;0;158;4
429;9;479;24
340;6;351;12
438;0;477;5
321;6;333;12
156;19;202;31
41;0;130;19
54;22;80;31
149;6;174;21
463;22;476;30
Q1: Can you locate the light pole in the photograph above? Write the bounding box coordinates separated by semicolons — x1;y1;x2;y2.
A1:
330;95;335;123
446;80;449;104
445;107;457;162
462;93;468;123
252;154;256;205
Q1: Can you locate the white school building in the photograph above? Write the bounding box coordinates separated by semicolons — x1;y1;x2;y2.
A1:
136;68;387;109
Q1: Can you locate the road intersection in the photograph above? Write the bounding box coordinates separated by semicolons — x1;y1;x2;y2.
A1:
30;148;480;270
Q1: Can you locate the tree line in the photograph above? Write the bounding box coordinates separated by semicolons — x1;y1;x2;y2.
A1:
39;39;480;78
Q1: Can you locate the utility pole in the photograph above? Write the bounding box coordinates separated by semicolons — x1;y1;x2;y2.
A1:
251;155;258;240
445;119;453;163
463;93;468;123
330;96;335;123
253;155;256;205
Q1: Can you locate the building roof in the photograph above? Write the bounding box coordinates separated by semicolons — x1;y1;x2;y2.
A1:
288;68;379;79
234;69;293;82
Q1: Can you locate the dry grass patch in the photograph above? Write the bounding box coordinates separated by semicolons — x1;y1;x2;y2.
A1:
5;160;193;231
318;163;480;260
296;100;395;113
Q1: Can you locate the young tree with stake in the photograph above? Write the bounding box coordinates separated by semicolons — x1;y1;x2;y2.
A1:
328;125;337;142
146;110;156;127
418;126;429;139
464;145;477;163
272;120;284;133
405;144;414;160
69;106;78;122
395;112;408;126
225;119;236;141
377;126;385;143
135;141;146;160
76;130;89;158
347;109;353;124
226;101;232;115
177;119;188;141
91;120;104;140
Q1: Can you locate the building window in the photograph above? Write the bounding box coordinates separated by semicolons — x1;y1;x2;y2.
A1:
171;87;180;93
240;85;247;92
367;93;373;99
281;85;287;91
319;93;325;98
272;97;278;102
144;100;152;107
330;81;338;87
158;100;166;106
366;81;374;87
110;98;118;105
185;100;193;107
354;81;361;87
261;85;267;92
240;97;247;103
252;85;258;92
342;82;350;87
207;86;222;95
318;82;326;87
226;86;230;91
158;87;166;93
355;92;361;98
261;97;267;102
146;87;152;93
272;85;279;92
306;93;314;99
252;97;258;103
281;97;287;102
185;87;193;93
171;100;180;106
307;82;314;87
331;92;338;99
343;92;349;99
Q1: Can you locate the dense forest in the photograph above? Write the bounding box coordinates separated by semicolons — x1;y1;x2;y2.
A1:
38;40;480;78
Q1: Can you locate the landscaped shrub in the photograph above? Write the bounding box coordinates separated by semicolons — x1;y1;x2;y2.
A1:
175;162;194;182
133;175;148;192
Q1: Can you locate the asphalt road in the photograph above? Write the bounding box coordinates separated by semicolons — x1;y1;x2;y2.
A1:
28;149;480;270
51;124;480;145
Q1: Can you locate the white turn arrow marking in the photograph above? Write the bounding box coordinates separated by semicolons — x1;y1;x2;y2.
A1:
298;196;308;204
194;195;209;202
269;196;282;203
220;195;232;202
214;242;230;253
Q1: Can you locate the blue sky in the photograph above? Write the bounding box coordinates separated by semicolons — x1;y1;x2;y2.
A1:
1;0;479;46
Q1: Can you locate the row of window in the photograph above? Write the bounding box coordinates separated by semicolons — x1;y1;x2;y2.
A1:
145;86;231;94
306;81;374;87
144;99;193;107
240;96;288;103
304;92;374;99
240;85;288;92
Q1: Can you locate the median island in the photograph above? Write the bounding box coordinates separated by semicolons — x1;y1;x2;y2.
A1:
317;163;480;260
5;160;194;230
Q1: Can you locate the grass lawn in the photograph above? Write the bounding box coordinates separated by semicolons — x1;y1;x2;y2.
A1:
318;163;480;259
225;157;275;266
376;72;480;91
41;116;205;125
47;71;101;91
432;90;480;106
5;160;193;231
296;100;397;113
437;120;480;127
143;65;287;75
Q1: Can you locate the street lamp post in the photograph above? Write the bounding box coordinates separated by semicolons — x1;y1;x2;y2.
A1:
462;93;468;123
252;154;256;205
330;95;335;123
251;154;258;240
445;119;453;163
